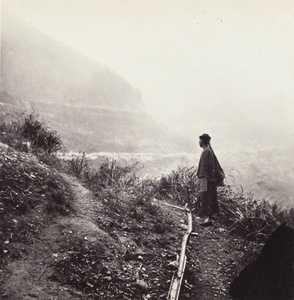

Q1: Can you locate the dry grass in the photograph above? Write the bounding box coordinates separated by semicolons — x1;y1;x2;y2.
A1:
156;165;199;206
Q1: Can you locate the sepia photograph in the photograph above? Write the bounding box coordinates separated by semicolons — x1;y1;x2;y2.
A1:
1;1;294;299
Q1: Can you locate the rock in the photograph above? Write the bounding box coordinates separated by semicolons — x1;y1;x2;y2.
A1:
168;260;179;269
180;224;188;230
104;276;112;281
28;293;39;298
136;279;149;291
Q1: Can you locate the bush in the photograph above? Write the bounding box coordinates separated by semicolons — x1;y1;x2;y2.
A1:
67;152;90;178
98;158;140;189
218;185;279;241
157;166;199;206
22;115;64;154
0;113;65;155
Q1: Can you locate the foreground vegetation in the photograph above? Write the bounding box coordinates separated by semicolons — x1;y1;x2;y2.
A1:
1;112;293;299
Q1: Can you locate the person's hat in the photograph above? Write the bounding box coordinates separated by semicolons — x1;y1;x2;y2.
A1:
199;133;211;143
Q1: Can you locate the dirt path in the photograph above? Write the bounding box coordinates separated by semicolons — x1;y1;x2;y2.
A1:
184;219;249;299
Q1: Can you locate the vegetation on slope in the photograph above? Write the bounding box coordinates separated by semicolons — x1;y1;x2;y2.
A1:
1;113;293;299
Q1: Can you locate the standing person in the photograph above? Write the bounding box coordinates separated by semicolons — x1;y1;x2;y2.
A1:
196;134;225;226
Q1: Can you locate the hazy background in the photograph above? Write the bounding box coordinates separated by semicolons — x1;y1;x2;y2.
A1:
3;0;294;143
1;0;294;208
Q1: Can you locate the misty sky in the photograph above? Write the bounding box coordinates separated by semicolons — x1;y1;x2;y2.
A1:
2;0;294;146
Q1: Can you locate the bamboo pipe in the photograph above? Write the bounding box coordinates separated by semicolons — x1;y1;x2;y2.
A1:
167;205;193;300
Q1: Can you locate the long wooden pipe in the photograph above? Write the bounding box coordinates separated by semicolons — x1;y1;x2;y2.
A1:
152;199;193;300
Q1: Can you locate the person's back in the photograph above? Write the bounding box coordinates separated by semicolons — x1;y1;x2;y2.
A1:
197;147;216;182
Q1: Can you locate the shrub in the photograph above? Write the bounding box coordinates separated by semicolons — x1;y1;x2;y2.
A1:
98;158;140;189
67;152;90;178
218;186;279;241
0;113;65;155
21;114;64;154
157;166;199;206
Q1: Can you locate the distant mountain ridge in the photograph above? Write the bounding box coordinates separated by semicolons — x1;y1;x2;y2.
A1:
1;14;194;153
1;15;143;110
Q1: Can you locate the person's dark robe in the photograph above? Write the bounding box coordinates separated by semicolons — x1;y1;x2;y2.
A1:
196;147;225;183
197;148;219;216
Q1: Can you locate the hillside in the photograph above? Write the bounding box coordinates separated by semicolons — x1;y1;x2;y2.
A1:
2;113;293;299
0;141;265;300
1;14;193;154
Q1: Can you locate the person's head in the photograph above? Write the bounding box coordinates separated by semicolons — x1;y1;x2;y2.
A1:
199;133;211;148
